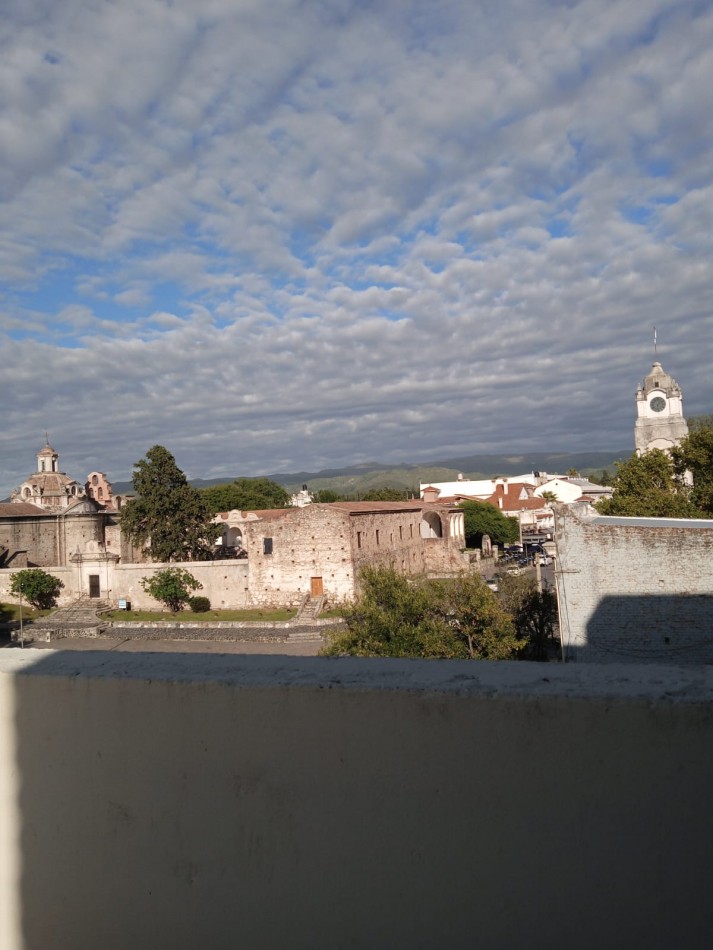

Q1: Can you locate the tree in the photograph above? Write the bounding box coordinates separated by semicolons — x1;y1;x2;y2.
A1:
671;423;713;515
539;490;557;505
497;574;558;662
360;487;412;501
312;489;345;503
201;477;290;514
596;449;701;518
10;568;64;609
140;568;202;612
121;445;220;562
459;500;519;548
321;565;524;660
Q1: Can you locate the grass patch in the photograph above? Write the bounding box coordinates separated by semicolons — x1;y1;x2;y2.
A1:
0;603;52;624
102;607;297;622
319;607;346;619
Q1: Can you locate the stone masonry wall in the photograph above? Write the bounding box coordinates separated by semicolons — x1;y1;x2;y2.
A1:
554;505;713;664
244;506;354;606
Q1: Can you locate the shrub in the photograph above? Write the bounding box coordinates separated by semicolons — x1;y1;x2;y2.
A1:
9;569;64;610
189;596;211;613
140;568;202;612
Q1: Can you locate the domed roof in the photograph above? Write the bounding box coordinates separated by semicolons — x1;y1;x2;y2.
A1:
38;441;58;456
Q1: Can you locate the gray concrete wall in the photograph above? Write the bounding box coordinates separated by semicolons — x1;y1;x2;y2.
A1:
555;504;713;663
1;653;711;950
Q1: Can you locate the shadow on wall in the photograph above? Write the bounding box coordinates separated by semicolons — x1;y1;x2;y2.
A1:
572;594;713;664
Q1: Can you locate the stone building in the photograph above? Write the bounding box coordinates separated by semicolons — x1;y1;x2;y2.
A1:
553;503;713;664
213;500;467;605
634;360;689;455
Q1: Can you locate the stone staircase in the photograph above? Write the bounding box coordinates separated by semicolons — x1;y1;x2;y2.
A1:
14;598;111;643
295;595;325;624
289;595;328;642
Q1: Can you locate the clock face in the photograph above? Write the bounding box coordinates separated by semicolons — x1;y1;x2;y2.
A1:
650;396;666;413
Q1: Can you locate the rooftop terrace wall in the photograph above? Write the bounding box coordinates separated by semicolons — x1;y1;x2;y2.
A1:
1;654;711;949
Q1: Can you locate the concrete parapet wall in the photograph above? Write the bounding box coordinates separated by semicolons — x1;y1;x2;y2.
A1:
1;655;711;949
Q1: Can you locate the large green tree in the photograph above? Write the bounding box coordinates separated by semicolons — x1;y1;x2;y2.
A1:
596;448;701;518
671;423;713;516
201;477;290;514
458;500;519;548
321;566;524;660
121;445;220;562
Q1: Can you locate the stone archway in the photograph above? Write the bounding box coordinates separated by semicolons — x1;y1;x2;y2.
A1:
420;511;443;539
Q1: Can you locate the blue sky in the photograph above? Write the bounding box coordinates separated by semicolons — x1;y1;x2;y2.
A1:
1;0;712;495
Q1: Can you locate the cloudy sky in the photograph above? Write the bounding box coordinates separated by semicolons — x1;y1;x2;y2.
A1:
1;0;711;495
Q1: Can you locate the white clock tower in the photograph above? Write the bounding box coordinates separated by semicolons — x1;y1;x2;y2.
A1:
634;361;689;455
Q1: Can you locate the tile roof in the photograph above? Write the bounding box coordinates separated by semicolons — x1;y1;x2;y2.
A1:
0;502;47;517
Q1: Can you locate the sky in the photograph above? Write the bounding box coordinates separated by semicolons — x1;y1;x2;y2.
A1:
1;0;712;496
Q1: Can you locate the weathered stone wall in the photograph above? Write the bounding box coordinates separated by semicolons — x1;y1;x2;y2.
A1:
0;510;108;569
349;508;468;580
244;506;354;605
113;560;251;610
554;505;713;663
0;566;75;606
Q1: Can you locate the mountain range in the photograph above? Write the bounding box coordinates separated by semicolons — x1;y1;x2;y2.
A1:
111;449;629;496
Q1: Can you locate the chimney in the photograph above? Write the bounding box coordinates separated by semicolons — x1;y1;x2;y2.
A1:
457;473;464;482
503;478;509;495
422;486;440;504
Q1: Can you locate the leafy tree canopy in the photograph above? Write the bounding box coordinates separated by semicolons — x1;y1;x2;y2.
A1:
596;448;702;518
671;423;713;516
201;477;290;514
458;500;520;548
121;445;220;562
10;568;64;609
140;568;202;612
312;489;345;503
359;487;413;501
497;573;558;661
321;566;524;660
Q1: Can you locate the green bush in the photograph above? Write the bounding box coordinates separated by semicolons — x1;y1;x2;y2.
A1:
140;567;202;612
189;596;211;613
9;569;64;610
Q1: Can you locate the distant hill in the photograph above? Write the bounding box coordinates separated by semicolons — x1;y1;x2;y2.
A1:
110;449;629;497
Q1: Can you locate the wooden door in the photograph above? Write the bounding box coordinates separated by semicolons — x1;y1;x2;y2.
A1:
310;576;323;597
89;574;101;598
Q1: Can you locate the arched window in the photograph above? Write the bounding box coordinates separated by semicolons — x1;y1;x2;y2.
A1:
420;511;443;539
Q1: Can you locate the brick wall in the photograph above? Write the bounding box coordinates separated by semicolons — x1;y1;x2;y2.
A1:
554;505;713;663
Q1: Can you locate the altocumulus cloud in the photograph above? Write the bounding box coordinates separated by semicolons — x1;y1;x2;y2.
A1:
1;0;712;494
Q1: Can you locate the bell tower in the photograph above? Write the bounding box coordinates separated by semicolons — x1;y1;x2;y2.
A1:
634;361;689;455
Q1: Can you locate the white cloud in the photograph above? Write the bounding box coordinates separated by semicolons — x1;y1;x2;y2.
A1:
0;0;712;495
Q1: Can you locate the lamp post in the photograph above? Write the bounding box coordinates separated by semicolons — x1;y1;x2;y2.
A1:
18;582;24;649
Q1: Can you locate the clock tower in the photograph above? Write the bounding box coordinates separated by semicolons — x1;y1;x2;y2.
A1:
634;361;689;455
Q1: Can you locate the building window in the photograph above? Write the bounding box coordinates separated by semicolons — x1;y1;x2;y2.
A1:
376;530;380;546
357;531;362;549
263;537;273;555
399;526;403;540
